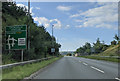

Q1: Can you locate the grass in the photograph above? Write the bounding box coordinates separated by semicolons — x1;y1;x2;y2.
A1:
2;56;62;81
78;45;120;63
97;45;119;56
79;56;119;63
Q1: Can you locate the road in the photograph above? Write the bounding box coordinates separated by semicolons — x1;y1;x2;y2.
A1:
33;56;119;80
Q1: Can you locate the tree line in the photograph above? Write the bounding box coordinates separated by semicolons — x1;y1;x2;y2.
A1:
2;2;61;64
75;34;119;55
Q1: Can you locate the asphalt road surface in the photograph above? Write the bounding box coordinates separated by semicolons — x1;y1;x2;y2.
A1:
33;56;119;80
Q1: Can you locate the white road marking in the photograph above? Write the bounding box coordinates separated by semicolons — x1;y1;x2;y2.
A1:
90;66;104;73
83;63;88;66
115;78;120;81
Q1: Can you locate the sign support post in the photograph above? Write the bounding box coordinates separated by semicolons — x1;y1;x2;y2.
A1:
21;50;24;62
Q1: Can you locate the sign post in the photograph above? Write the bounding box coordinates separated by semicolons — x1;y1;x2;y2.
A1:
6;25;27;62
21;50;24;62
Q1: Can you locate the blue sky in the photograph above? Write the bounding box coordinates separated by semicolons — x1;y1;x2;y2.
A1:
16;2;118;51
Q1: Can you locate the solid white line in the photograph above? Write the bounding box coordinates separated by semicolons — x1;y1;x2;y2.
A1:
90;66;104;73
115;78;120;81
83;63;88;66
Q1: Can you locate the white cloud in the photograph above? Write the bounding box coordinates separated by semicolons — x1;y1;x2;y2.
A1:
71;3;118;30
76;25;83;28
70;14;79;18
33;17;62;29
50;19;62;29
16;4;34;16
74;19;83;22
35;7;40;10
16;4;25;8
34;17;50;28
57;5;71;11
65;25;70;29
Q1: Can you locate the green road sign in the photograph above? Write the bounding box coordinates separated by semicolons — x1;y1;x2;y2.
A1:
6;25;27;50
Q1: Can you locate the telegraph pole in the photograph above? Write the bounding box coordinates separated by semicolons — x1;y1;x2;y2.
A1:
21;0;30;62
51;25;55;56
28;0;30;50
52;25;54;40
52;25;54;56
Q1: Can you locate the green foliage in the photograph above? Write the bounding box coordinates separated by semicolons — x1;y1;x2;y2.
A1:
2;2;61;64
2;53;17;64
114;34;119;41
111;40;117;45
76;42;91;55
98;45;119;56
2;57;62;80
79;56;119;63
75;38;109;55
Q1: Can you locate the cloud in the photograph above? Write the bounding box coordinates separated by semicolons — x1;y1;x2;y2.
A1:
16;4;34;16
70;14;80;18
74;19;83;22
70;3;118;30
33;17;62;29
65;25;70;29
57;5;71;11
16;4;25;8
35;7;40;10
34;17;50;27
50;19;62;29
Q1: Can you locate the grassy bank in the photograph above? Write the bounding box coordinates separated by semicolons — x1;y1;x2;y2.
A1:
97;45;119;56
78;45;119;63
2;56;62;80
79;56;119;63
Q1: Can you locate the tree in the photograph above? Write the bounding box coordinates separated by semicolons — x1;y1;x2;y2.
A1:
75;42;91;55
114;34;119;43
2;2;61;63
111;40;117;45
93;38;108;53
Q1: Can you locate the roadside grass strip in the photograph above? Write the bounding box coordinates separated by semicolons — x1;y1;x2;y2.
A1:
79;56;119;63
2;57;62;80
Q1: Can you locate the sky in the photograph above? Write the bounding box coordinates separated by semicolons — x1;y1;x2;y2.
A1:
16;2;118;51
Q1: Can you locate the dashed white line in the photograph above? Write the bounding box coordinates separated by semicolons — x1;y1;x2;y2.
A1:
90;66;104;73
83;63;88;66
115;78;120;81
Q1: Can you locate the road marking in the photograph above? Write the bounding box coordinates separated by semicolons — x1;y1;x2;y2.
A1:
83;63;88;66
115;78;120;81
90;66;104;73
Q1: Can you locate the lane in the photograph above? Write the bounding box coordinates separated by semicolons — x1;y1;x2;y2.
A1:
33;56;118;79
73;57;118;79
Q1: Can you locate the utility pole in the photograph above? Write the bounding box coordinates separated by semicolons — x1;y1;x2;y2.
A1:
52;25;55;56
21;0;30;62
52;25;54;39
28;0;30;50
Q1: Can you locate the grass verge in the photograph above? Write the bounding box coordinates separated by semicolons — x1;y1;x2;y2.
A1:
79;56;119;63
2;56;62;80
